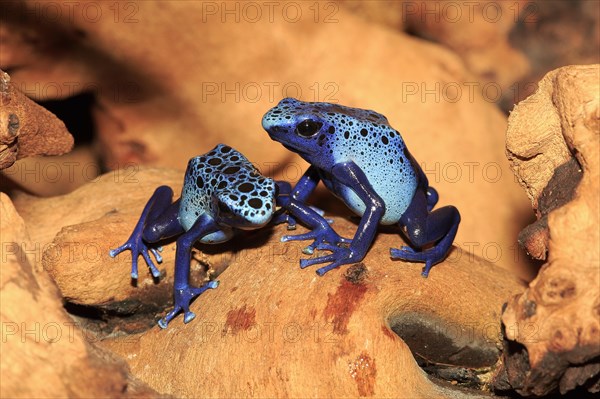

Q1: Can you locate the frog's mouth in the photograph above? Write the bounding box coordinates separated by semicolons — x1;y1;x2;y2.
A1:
281;143;316;158
264;125;317;157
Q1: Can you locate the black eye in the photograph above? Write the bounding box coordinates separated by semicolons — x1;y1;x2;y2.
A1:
295;119;322;137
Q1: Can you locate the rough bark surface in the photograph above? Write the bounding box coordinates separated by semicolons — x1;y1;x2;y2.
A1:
0;69;73;169
493;65;600;396
0;193;160;398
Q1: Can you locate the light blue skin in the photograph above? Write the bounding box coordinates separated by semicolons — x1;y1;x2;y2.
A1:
262;98;461;277
109;144;282;328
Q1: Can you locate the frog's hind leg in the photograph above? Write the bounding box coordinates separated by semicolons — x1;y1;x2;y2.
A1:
109;186;183;278
158;214;220;329
426;187;439;212
390;189;460;277
141;187;184;243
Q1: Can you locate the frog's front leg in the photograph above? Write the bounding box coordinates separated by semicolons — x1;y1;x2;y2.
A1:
272;180;293;226
272;165;320;229
390;189;460;277
277;166;345;254
158;214;221;329
109;186;184;279
297;161;385;276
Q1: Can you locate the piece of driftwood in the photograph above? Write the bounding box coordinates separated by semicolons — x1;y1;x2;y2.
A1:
97;212;523;398
5;165;522;397
492;65;600;396
7;168;522;397
0;193;159;398
0;69;73;169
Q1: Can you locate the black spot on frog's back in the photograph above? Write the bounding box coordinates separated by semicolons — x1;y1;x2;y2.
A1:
248;198;263;209
223;166;241;174
238;182;254;193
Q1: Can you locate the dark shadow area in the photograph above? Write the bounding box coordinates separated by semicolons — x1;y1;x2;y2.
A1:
389;312;499;390
38;92;96;146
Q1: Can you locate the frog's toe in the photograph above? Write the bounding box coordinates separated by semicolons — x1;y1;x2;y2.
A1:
129;255;140;279
390;246;423;260
142;251;161;278
183;311;197;324
316;260;346;276
315;243;338;251
272;212;295;227
391;247;444;278
158;281;218;329
195;280;220;292
421;260;435;278
281;231;317;243
108;243;130;258
158;306;181;329
150;248;163;263
300;254;336;269
315;242;349;252
302;246;315;255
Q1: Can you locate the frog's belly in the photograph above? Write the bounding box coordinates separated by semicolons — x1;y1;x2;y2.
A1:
178;209;234;244
199;229;234;244
328;180;417;225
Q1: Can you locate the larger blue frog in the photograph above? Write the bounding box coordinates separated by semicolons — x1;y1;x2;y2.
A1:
262;98;460;277
109;144;283;328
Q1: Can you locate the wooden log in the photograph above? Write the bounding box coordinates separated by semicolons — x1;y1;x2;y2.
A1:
0;193;159;398
493;65;600;396
15;169;523;397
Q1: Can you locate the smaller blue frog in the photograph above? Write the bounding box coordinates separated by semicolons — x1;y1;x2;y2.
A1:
262;98;460;277
109;144;282;328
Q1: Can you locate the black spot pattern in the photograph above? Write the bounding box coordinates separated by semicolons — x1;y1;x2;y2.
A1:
179;144;277;231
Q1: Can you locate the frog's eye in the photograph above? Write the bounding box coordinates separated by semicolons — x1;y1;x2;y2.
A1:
295;119;322;138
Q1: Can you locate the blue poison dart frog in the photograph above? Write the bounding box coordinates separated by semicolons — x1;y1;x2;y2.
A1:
262;98;460;277
109;144;286;328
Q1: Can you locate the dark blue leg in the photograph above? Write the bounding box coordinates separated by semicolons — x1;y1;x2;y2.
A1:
272;180;293;226
280;200;350;255
158;214;220;329
272;166;321;228
426;187;439;212
390;189;460;277
290;165;321;202
407;147;438;212
109;186;183;279
294;162;385;276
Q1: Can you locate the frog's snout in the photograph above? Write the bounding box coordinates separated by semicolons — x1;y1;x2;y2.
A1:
261;112;279;132
262;118;289;138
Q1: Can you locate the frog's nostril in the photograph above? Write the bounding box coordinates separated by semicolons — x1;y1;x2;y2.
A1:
264;124;285;135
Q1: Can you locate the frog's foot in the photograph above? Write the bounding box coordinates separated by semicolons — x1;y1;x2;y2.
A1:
281;226;350;255
390;246;444;278
109;236;163;279
299;245;362;276
272;210;298;230
158;281;219;329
